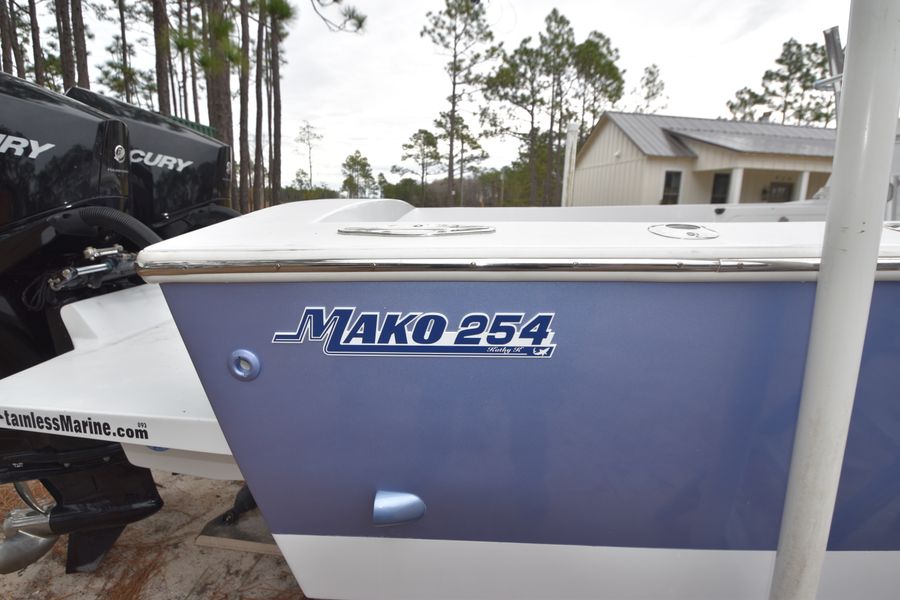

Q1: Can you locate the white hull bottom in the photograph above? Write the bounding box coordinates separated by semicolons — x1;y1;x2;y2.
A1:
274;534;900;600
121;444;242;480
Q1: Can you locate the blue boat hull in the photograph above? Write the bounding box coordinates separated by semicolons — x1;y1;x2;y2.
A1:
162;280;900;556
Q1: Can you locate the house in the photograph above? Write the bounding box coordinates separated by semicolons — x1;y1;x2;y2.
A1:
572;112;835;206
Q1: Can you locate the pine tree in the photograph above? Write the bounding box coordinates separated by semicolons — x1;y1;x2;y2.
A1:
483;37;546;206
573;31;623;140
341;150;374;198
393;129;441;204
727;38;834;126
421;0;496;205
539;9;575;205
295;120;323;188
636;64;666;114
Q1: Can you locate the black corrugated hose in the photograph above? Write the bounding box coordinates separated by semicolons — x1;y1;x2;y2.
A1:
73;206;162;248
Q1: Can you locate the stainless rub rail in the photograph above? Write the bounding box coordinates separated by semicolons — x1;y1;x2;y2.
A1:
136;256;900;277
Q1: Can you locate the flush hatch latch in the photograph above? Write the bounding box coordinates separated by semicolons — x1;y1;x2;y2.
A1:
338;224;495;237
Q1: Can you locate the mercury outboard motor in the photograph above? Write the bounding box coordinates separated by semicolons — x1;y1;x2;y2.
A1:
0;74;235;573
65;86;236;237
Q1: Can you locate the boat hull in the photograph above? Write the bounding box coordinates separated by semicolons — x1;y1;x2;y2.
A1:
161;279;900;598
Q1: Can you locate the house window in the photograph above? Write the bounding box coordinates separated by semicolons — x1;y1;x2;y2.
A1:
710;173;730;204
661;171;682;204
766;182;794;203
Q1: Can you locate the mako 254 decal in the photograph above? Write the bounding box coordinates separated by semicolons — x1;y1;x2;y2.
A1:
273;307;556;358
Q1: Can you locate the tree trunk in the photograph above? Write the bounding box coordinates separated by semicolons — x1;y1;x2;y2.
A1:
459;139;465;207
199;0;208;120
554;89;566;203
178;0;188;118
237;0;250;213
205;0;232;144
204;0;234;210
8;0;25;77
446;25;461;207
252;0;266;212
579;92;587;141
265;27;272;207
528;121;538;206
0;0;13;74
152;0;171;115
116;0;130;101
307;136;313;187
54;0;75;89
781;83;789;125
448;71;457;206
70;0;89;87
187;0;199;121
544;83;557;207
168;49;178;117
420;160;425;202
269;12;281;206
199;0;207;55
27;0;43;84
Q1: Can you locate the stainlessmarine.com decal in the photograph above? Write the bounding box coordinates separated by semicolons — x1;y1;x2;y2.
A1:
273;307;556;358
0;410;149;440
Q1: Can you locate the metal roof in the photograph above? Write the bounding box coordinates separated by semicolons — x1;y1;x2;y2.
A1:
599;112;836;158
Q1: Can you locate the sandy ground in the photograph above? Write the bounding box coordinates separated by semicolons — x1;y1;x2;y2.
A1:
0;472;305;600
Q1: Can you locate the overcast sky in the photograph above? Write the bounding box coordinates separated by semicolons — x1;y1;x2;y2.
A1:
94;0;853;190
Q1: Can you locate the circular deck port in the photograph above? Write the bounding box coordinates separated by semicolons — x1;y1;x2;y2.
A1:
648;223;719;240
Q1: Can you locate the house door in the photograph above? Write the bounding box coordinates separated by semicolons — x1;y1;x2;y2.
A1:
711;173;731;204
766;182;794;203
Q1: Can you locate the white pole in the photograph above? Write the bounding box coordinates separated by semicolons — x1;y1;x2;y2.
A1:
727;167;744;204
561;123;579;206
769;1;900;599
795;171;810;202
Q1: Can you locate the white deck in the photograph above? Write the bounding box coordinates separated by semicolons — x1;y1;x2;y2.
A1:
0;285;230;459
136;199;900;283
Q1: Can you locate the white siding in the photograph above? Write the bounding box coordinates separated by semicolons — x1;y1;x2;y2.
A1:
642;158;700;204
573;122;649;206
681;139;833;174
683;171;715;204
